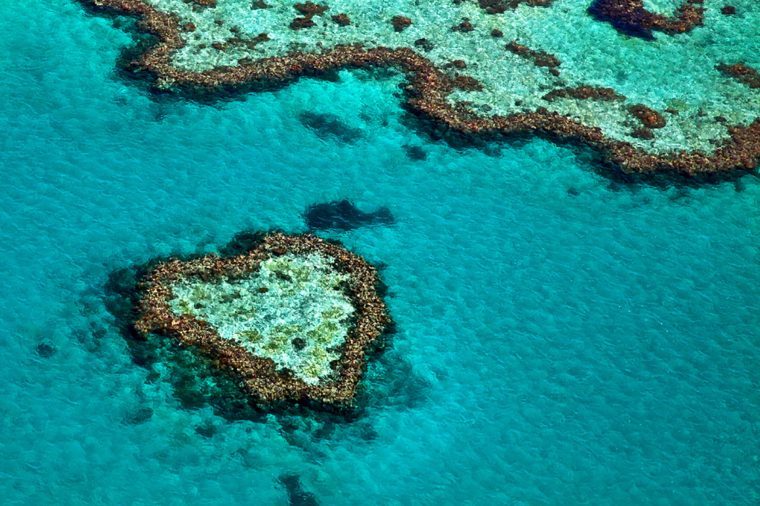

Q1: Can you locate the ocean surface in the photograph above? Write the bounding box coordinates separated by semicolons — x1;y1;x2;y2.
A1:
1;1;759;504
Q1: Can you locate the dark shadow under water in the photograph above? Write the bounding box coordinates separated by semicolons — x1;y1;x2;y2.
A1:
278;474;320;506
303;200;395;232
298;112;364;144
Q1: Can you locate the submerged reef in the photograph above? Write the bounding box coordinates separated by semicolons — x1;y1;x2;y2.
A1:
298;111;363;143
303;199;395;231
134;232;389;409
84;0;759;175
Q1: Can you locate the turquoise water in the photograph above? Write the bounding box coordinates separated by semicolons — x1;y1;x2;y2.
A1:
1;1;759;504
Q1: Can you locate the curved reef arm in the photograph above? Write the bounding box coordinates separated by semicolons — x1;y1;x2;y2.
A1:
589;0;704;39
83;0;759;175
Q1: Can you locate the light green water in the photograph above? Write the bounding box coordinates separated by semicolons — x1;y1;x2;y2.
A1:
169;252;354;385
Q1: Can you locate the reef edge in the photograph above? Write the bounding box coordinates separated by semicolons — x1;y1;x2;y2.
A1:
84;0;759;176
134;232;390;411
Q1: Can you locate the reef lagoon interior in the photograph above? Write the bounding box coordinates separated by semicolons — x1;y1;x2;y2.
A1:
167;252;355;386
1;0;759;504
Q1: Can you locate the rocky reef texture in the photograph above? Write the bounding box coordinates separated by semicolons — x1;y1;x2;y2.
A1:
85;0;759;175
716;62;760;89
589;0;704;39
135;232;389;409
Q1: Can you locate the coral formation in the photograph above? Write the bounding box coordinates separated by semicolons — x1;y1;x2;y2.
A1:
716;63;760;89
589;0;704;39
134;232;389;409
83;0;759;175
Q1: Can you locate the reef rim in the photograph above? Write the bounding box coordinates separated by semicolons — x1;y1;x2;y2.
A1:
84;0;759;176
134;232;390;410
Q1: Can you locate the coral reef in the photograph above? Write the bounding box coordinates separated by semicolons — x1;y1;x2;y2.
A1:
134;232;390;409
589;0;704;39
82;0;759;175
716;62;760;89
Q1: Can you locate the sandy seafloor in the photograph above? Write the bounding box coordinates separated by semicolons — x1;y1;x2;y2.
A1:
0;1;758;504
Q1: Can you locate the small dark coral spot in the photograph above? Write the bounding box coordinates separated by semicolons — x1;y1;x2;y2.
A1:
275;271;293;282
413;38;435;51
298;112;363;143
292;337;307;351
290;17;315;30
278;474;319;506
195;420;218;438
123;407;153;425
331;13;350;26
36;342;56;358
629;104;667;129
452;18;475;32
294;2;328;16
403;144;427;161
391;15;412;32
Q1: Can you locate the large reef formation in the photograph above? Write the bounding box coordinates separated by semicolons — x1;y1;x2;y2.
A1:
84;0;759;175
134;232;390;410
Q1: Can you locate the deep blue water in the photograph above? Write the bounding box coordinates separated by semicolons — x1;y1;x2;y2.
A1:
1;1;759;504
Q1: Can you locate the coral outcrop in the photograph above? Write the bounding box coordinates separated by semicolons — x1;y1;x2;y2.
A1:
589;0;704;39
134;232;389;409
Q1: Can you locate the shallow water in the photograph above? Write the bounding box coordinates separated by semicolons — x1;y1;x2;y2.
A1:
1;1;759;504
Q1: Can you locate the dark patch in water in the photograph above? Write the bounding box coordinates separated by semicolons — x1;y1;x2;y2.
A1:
35;341;56;358
298;112;363;143
566;186;581;197
588;0;656;40
151;104;169;122
278;474;320;506
195;420;218;438
359;349;429;412
668;187;690;202
304;199;394;231
123;407;153;425
403;144;428;161
217;231;267;257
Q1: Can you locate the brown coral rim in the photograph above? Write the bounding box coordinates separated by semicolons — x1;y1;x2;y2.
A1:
134;232;390;409
589;0;704;39
542;86;624;102
716;63;760;90
85;0;759;175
